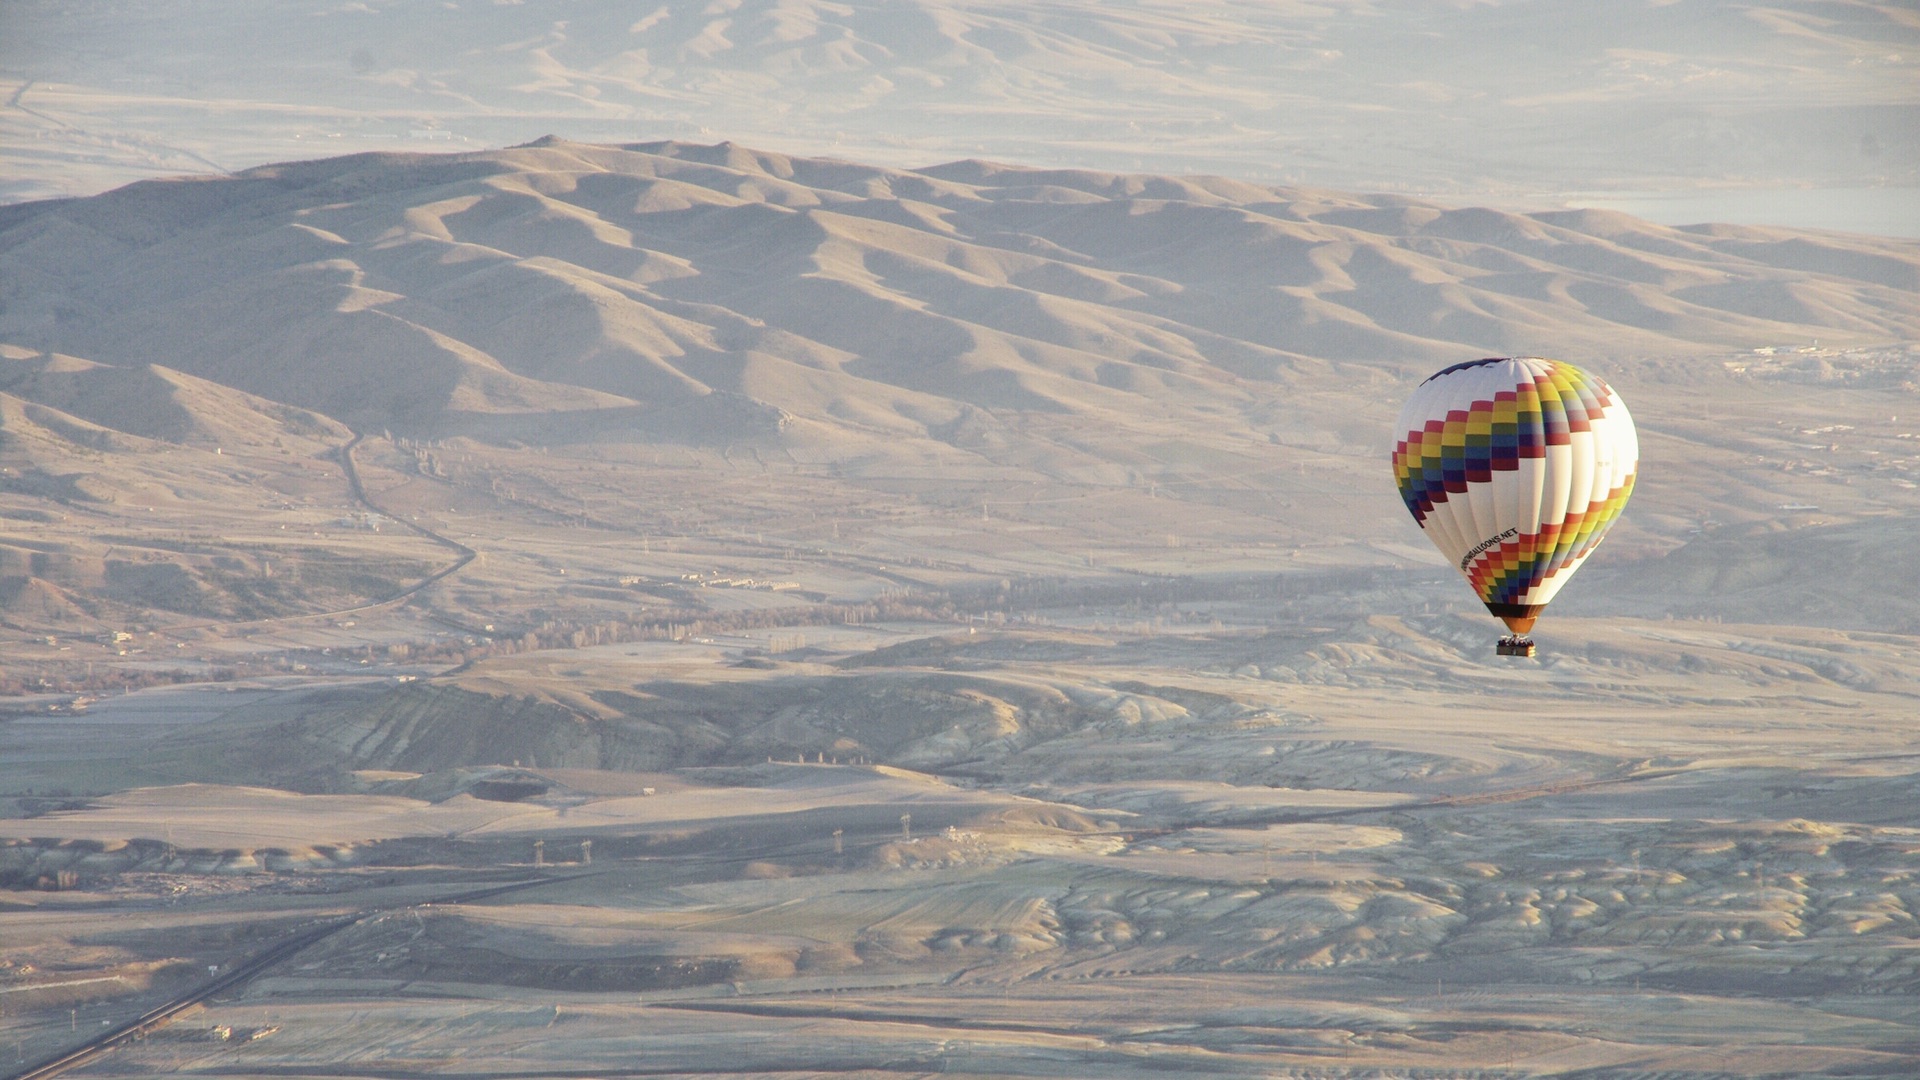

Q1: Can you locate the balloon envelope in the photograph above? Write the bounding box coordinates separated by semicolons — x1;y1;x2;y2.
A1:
1391;357;1637;635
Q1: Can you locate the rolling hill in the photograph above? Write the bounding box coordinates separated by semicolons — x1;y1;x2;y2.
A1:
3;137;1916;444
0;139;1915;634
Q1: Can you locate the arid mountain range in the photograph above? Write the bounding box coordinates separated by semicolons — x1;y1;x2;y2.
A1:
1;139;1916;634
6;137;1917;431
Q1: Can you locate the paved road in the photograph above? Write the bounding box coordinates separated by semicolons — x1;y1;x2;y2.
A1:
4;873;588;1080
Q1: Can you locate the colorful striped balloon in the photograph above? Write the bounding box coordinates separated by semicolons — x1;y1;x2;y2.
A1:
1391;357;1638;637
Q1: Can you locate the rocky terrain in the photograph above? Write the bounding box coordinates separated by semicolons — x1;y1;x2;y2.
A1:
0;142;1916;1077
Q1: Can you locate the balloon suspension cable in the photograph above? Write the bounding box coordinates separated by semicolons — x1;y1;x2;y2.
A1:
1496;636;1536;658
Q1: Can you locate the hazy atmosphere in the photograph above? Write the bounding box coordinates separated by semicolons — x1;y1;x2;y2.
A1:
2;3;1918;1078
4;0;1917;229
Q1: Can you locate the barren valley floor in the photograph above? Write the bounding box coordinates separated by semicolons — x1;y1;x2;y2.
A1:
4;604;1918;1078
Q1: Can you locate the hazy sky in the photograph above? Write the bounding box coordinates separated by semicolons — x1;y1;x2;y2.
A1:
3;0;1916;232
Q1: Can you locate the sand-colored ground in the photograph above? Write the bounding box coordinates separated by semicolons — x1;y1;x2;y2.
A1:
4;608;1917;1076
0;141;1916;1076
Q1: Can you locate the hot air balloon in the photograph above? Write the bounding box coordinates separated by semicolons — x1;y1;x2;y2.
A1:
1390;357;1637;657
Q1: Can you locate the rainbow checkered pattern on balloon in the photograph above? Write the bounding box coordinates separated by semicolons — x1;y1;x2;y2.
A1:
1391;358;1616;525
1464;474;1636;605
